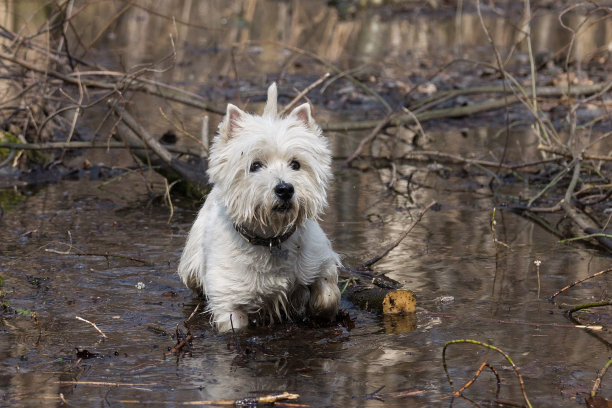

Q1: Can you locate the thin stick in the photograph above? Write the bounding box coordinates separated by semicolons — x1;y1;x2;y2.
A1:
592;357;612;397
55;380;154;387
443;339;532;408
549;267;612;300
343;111;395;167
75;316;107;338
476;0;512;171
184;302;202;324
452;361;501;398
279;72;331;116
537;144;612;162
453;361;487;396
560;233;612;244
0;141;197;156
158;107;206;151
166;334;193;355
527;158;577;207
360;201;436;269
567;301;612;317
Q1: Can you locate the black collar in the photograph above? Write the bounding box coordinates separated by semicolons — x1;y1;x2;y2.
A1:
234;224;297;249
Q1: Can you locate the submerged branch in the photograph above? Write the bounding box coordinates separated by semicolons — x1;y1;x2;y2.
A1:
443;339;532;408
360;201;436;269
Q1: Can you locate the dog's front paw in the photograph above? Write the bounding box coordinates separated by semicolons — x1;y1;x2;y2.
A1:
289;285;310;318
215;310;249;332
308;277;340;320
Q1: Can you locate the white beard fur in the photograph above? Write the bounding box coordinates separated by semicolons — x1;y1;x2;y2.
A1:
178;83;341;332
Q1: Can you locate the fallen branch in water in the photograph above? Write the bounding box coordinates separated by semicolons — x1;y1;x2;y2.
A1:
166;325;193;357
442;339;531;408
75;316;107;338
591;357;612;398
566;301;612;318
453;361;501;398
166;334;193;356
342;111;396;166
55;380;156;387
549;267;612;300
360;201;437;269
112;103;209;196
0;141;198;156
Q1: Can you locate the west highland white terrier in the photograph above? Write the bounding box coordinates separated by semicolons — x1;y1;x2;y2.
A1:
178;83;341;332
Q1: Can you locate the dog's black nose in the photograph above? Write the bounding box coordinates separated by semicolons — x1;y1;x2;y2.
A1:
274;182;294;201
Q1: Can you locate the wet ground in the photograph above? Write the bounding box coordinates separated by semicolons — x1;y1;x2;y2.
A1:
1;1;612;407
1;154;611;407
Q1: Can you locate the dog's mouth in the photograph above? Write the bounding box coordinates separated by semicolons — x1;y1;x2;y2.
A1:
272;202;293;213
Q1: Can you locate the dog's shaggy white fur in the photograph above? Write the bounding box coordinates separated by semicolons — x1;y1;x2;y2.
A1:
178;83;341;332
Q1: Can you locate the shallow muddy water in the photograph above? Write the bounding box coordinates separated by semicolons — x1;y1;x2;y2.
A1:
1;0;612;407
1;160;611;407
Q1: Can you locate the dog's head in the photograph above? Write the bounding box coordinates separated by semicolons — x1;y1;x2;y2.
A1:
207;83;332;237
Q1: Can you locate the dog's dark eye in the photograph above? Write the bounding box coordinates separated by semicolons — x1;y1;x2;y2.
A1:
289;160;300;171
250;161;263;172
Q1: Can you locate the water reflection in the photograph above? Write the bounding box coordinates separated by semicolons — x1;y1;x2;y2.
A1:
1;1;611;407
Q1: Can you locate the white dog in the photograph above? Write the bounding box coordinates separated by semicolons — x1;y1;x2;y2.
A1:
178;83;341;332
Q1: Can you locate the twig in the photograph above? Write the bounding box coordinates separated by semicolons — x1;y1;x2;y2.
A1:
567;301;612;317
0;141;198;156
184;302;202;324
443;339;532;408
360;201;436;269
527;158;577;207
159;107;206;151
453;361;500;398
560;198;612;252
279;72;331;116
234;392;300;406
163;178;179;223
560;233;612;244
476;0;512;172
549;267;612;300
45;241;150;265
166;334;193;355
537;144;612;162
75;316;107;338
591;357;612;397
343;111;396;167
55;381;155;387
113;103;209;190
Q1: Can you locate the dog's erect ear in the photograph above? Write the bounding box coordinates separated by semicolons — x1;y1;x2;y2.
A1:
289;103;316;129
262;83;278;118
220;103;244;140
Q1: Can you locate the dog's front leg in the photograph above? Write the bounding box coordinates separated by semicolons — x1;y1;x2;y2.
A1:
308;271;340;320
214;309;249;332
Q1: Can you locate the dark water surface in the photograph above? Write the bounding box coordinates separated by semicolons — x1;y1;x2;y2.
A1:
1;165;610;407
1;1;611;407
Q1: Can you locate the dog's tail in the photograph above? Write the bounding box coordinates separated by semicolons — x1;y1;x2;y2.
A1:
262;82;277;118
